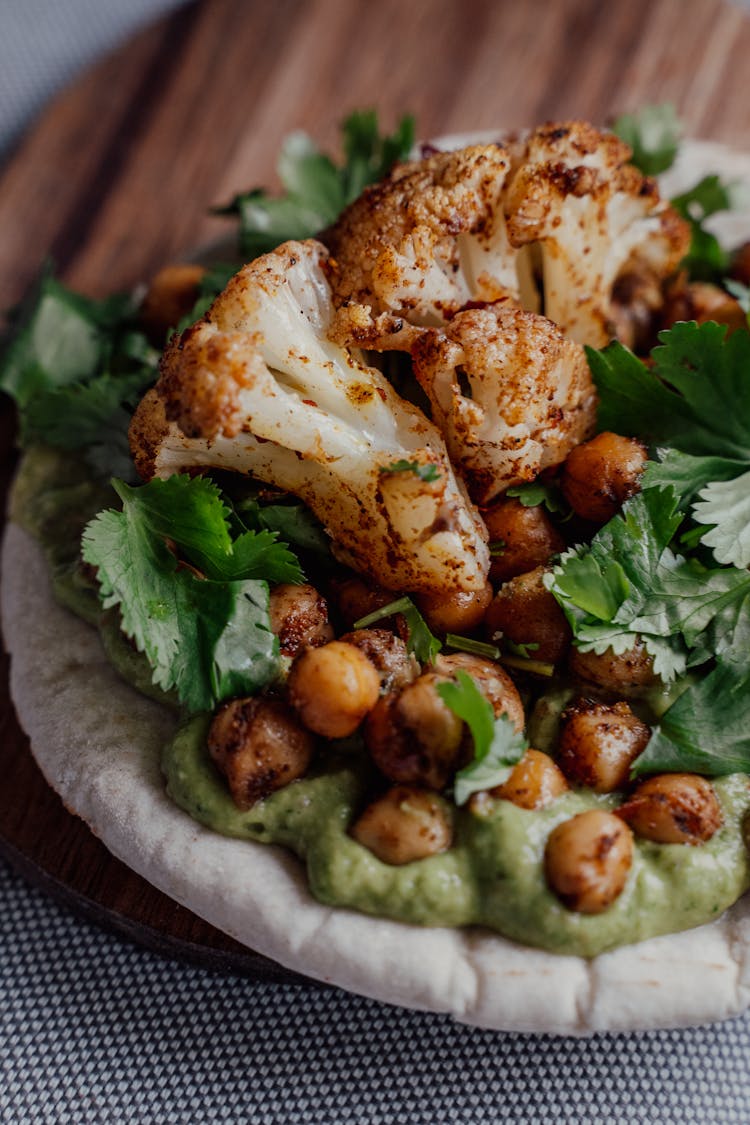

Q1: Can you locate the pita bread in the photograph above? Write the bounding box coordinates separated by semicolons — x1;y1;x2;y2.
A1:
3;139;750;1034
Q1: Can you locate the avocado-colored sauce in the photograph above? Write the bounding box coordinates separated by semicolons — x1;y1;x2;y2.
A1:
14;445;750;956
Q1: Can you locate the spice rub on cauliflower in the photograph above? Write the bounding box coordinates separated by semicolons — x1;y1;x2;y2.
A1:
325;121;689;351
130;239;490;596
411;304;595;504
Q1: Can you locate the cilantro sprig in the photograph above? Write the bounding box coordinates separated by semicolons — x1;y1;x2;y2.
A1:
217;110;415;257
588;321;750;569
612;103;681;176
436;671;527;805
81;476;304;712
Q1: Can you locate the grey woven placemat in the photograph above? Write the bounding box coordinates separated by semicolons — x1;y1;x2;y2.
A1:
2;861;750;1125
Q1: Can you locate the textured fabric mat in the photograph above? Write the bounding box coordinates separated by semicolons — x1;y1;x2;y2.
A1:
2;862;750;1124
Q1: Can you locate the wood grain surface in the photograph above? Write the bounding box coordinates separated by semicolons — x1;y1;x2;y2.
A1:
1;0;749;976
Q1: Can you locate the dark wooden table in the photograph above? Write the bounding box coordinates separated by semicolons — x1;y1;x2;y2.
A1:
1;0;749;974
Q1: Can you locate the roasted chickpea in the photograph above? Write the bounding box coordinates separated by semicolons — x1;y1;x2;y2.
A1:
492;749;568;810
351;785;453;865
208;696;315;809
269;583;333;658
484;566;571;664
139;264;206;341
610;269;662;352
365;653;524;789
333;576;405;637
557;699;651;792
415;579;493;635
288;641;380;738
339;628;418;691
662;279;746;334
436;652;525;730
560;432;647;523
730;240;750;287
365;673;464;789
617;773;723;844
545;810;633;914
482;498;566;584
569;638;657;695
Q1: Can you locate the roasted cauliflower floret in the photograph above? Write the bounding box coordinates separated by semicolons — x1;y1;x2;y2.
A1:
324;144;538;348
411;303;596;503
505;121;690;346
130;240;489;596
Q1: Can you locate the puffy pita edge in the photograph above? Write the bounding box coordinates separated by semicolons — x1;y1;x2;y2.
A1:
3;519;750;1035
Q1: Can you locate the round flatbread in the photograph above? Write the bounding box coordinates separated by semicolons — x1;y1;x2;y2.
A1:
4;139;750;1034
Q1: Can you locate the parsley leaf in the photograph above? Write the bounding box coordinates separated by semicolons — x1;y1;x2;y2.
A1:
436;670;527;805
381;460;441;482
217;111;415;257
81;475;293;711
612;103;681;176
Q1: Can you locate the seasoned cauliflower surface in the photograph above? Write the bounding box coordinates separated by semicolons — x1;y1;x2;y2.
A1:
411;304;596;504
130;240;490;596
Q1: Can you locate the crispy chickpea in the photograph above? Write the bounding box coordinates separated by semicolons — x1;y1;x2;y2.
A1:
730;240;750;287
436;653;525;730
569;639;658;695
365;653;524;789
288;641;380;738
482;497;566;584
617;773;723;844
139;264;206;341
365;673;464;789
610;269;662;352
208;696;315;809
269;583;333;658
662;279;746;334
560;432;647;523
492;749;568;810
332;576;405;637
351;785;453;865
339;628;418;691
557;699;651;792
484;566;571;664
545;810;633;913
415;579;493;635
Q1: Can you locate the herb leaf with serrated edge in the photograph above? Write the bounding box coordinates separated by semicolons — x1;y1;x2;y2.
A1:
612;104;680;176
80;475;296;711
216;111;415;258
436;671;527;805
505;480;567;515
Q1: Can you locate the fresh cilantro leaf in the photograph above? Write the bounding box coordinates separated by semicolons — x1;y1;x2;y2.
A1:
642;449;744;509
671;175;742;281
692;470;750;568
612;103;680;176
353;594;441;664
506;480;567;515
547;489;750;681
436;670;527;805
217;111;415;257
81;476;294;710
381;459;441;482
238;498;332;559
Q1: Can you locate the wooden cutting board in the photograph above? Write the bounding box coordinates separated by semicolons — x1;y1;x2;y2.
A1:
1;0;749;979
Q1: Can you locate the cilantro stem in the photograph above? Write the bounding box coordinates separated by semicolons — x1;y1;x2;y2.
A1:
498;654;555;678
353;597;411;629
445;633;501;660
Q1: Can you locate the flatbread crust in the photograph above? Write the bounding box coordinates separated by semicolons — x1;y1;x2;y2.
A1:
4;138;750;1034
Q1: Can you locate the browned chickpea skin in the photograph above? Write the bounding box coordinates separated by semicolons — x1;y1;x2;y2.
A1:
617;773;723;845
557;699;651;793
139;264;206;341
569;638;658;696
488;749;568;811
269;583;334;659
332;576;406;639
560;432;647;524
662;279;746;334
482;497;566;584
208;696;315;809
365;653;524;789
415;579;493;635
545;810;634;914
484;566;572;665
350;785;453;865
288;641;381;739
338;628;418;692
